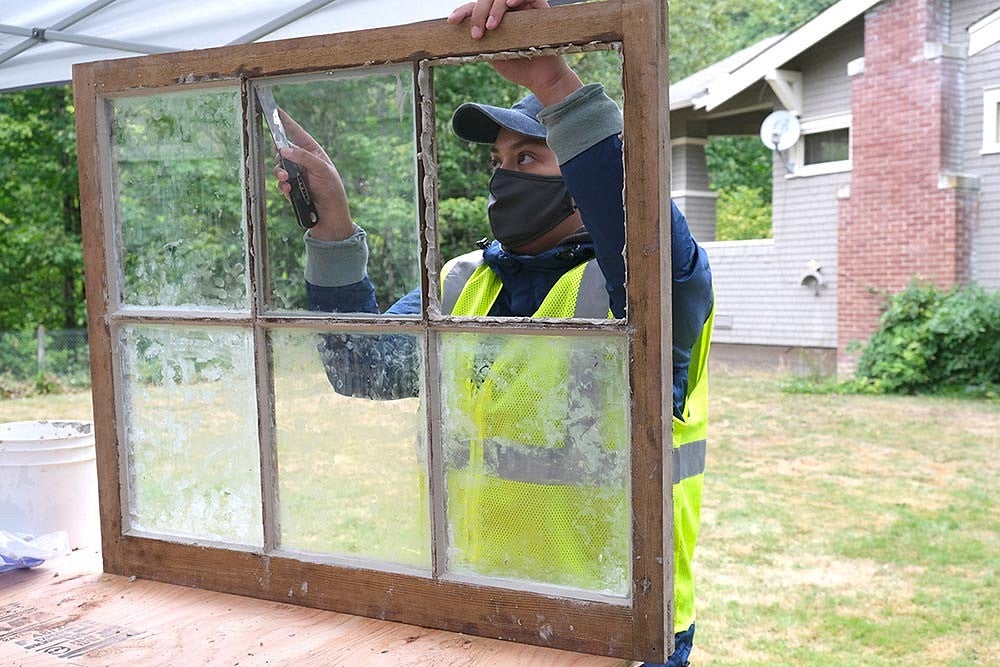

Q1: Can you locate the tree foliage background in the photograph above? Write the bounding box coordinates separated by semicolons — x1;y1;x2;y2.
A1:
0;87;82;331
0;0;837;333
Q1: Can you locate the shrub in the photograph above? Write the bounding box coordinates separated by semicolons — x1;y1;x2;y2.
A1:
714;185;772;241
853;280;1000;395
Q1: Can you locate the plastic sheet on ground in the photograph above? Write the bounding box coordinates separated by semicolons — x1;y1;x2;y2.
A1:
0;530;70;573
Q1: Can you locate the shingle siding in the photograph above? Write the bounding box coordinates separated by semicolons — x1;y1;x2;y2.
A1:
795;21;865;117
678;195;718;243
954;0;1000;288
670;141;711;192
705;166;845;349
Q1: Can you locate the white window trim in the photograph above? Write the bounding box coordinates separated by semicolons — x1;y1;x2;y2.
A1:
787;112;852;178
982;86;1000;155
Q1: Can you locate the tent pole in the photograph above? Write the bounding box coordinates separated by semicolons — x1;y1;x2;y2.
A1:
0;24;175;55
0;0;117;66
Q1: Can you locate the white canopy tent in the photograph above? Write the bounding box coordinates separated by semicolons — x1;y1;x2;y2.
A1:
0;0;583;92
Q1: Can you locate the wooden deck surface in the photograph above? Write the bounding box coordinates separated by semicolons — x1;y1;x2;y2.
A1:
0;548;635;666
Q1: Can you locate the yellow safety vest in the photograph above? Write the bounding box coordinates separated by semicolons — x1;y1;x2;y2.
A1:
441;251;712;630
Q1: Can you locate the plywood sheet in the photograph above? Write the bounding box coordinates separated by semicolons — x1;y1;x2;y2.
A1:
0;549;633;666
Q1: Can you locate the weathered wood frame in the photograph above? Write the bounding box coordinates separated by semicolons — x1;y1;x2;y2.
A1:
73;0;672;661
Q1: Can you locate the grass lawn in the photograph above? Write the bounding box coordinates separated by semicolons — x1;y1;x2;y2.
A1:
0;391;94;423
698;366;1000;667
2;367;997;665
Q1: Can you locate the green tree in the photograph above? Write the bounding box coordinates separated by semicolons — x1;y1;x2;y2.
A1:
0;86;84;331
670;0;839;80
705;136;773;240
715;185;773;241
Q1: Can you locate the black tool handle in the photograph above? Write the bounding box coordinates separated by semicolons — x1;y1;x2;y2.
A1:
282;158;319;229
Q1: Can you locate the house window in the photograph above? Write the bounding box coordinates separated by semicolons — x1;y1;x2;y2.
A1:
983;87;1000;154
790;113;852;177
804;128;850;165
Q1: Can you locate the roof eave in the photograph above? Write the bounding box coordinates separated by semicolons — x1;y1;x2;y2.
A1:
699;0;883;112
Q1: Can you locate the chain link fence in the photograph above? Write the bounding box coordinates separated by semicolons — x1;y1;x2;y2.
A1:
0;327;91;393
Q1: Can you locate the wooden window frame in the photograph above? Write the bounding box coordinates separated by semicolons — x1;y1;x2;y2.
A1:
73;0;674;661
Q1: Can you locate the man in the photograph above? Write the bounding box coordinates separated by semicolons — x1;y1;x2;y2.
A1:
275;3;712;664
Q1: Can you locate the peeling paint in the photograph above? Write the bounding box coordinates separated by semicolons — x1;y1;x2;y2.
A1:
175;72;240;85
425;42;619;68
416;61;440;310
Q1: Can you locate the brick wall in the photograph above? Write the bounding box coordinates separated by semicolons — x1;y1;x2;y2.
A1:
837;0;971;374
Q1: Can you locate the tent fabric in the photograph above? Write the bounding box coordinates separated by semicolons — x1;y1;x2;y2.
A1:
0;0;465;92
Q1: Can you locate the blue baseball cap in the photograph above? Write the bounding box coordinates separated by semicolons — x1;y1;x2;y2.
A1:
451;93;546;144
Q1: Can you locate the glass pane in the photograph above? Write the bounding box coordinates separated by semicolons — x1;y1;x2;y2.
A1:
111;89;247;309
439;332;630;595
804;128;850;165
120;324;262;546
432;49;625;320
258;69;420;315
271;328;428;567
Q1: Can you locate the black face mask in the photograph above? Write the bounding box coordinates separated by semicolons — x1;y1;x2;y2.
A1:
487;168;576;251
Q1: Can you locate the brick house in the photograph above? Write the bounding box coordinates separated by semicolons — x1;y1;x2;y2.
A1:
670;0;1000;375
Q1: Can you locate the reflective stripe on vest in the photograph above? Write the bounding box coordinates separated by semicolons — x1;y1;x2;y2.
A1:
445;436;706;486
440;250;484;316
673;438;706;484
574;260;612;319
445;439;623;486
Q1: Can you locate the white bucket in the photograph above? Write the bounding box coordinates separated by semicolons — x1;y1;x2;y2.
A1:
0;420;100;549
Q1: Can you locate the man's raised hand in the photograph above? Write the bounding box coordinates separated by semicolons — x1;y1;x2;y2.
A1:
447;0;550;40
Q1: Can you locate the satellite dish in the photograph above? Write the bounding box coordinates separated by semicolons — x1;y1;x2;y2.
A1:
760;110;801;151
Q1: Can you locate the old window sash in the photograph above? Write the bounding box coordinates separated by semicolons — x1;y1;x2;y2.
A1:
73;0;675;661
